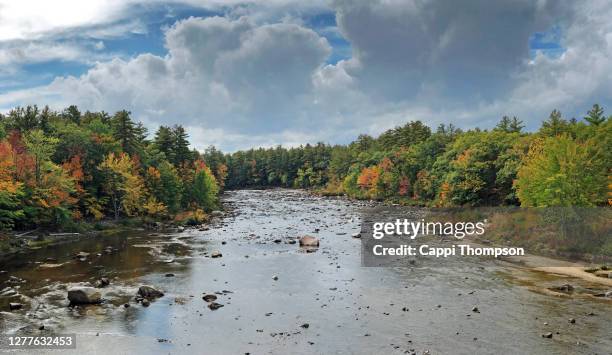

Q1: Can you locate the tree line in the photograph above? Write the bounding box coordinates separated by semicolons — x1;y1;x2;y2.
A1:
0;103;609;231
0;106;223;230
209;105;610;207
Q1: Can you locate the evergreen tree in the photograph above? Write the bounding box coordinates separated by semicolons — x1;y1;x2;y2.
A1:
584;104;607;125
111;110;139;155
540;110;568;137
508;116;524;133
172;125;192;166
63;105;81;125
154;126;174;162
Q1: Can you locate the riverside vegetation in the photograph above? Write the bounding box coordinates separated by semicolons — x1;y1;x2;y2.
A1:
0;104;610;255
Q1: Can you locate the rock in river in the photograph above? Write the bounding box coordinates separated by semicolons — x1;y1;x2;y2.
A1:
138;285;165;299
68;287;102;304
208;302;224;310
552;284;574;293
9;302;23;311
94;278;110;288
211;251;223;258
299;236;319;247
202;294;217;302
74;252;90;260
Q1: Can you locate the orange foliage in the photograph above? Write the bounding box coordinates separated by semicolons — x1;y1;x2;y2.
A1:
357;166;381;190
147;166;161;180
0;141;22;194
437;181;452;207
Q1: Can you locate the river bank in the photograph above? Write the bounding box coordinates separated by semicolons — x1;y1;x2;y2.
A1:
0;209;228;262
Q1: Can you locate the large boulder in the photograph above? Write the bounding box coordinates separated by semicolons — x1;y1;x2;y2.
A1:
138;285;164;299
299;236;319;247
67;287;102;304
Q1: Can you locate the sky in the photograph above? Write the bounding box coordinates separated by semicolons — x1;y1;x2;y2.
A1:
0;0;610;152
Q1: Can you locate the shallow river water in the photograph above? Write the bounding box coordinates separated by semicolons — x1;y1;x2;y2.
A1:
0;189;610;354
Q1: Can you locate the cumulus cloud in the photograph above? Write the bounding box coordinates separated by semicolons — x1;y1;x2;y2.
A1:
11;16;333;149
0;0;611;151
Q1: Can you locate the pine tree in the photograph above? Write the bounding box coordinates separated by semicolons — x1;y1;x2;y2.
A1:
508;117;524;133
172;125;192;166
63;105;81;125
111;110;139;155
584;104;607;126
495;116;512;132
540;110;568;136
154;126;174;162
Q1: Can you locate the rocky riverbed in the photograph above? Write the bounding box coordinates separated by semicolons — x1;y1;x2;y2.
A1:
0;189;610;354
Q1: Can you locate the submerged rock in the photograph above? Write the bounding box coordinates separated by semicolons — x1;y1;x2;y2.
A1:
68;287;102;304
299;236;319;247
138;285;164;299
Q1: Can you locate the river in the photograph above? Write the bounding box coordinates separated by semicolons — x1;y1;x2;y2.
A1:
0;189;610;354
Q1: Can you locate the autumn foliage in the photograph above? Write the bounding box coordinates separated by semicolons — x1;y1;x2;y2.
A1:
0;106;221;230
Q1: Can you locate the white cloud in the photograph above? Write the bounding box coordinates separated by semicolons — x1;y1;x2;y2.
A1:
0;16;333;150
0;0;131;41
0;41;83;69
1;0;611;151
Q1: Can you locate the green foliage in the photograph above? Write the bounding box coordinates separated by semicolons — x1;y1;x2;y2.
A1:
0;102;610;232
515;134;609;207
23;129;60;184
153;125;194;167
494;116;524;133
584;104;607;126
0;104;221;230
111;110;141;155
0;187;24;230
190;167;219;211
539;109;570;137
156;161;184;212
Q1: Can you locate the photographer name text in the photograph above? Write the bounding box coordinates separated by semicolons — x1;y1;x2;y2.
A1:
372;244;525;258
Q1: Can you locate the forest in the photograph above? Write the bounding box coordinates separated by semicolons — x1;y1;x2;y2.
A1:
210;105;610;208
0;104;610;231
0;106;222;230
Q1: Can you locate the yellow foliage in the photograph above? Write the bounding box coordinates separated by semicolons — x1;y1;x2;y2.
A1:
143;197;168;217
